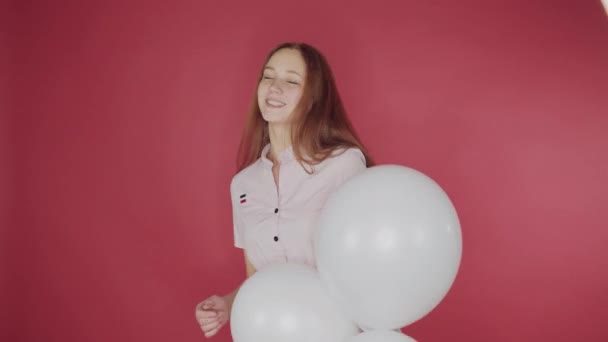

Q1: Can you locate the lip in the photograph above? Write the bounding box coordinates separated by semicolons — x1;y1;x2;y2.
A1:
265;98;286;107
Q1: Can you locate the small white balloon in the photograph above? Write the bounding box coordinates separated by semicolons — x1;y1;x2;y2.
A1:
347;330;417;342
315;165;462;330
230;263;359;342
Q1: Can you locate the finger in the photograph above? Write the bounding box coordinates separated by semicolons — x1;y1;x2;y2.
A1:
198;317;218;326
197;300;211;310
216;311;229;324
205;324;223;338
202;321;220;332
196;310;218;319
201;300;216;310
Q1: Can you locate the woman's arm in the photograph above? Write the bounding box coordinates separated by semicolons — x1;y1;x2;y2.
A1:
245;253;256;278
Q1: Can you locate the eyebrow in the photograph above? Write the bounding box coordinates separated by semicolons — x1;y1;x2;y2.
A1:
263;66;303;77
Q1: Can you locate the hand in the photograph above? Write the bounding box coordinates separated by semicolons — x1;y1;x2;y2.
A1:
195;295;230;338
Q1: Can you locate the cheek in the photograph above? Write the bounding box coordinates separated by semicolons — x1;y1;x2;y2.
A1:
257;86;267;106
287;88;304;105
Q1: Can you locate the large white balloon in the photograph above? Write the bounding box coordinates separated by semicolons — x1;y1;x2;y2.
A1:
347;330;417;342
315;165;462;330
230;263;359;342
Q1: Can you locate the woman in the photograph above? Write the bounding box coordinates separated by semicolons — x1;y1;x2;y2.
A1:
195;42;374;338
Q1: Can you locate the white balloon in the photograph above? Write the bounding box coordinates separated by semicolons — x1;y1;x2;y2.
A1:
315;165;462;330
230;263;359;342
347;330;417;342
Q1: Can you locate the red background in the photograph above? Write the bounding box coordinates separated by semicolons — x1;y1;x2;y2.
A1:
3;1;608;341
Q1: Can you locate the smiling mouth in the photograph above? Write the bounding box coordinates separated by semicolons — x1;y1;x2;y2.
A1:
266;99;286;108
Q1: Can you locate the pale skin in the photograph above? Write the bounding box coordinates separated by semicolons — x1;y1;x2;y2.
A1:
195;48;306;338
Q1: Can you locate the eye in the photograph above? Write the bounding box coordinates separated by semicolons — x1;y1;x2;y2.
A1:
287;80;300;85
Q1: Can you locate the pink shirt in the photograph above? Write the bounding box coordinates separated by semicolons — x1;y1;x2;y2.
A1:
230;144;367;271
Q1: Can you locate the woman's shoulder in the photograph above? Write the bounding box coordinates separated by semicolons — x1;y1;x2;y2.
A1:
327;146;366;166
312;146;367;189
313;146;366;175
230;159;263;192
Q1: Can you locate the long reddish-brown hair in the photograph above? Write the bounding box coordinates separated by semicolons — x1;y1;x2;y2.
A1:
236;42;374;172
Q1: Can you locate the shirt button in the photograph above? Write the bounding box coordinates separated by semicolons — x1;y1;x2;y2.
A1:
274;208;279;214
273;236;279;242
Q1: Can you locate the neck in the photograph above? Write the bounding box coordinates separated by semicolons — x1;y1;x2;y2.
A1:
268;122;292;164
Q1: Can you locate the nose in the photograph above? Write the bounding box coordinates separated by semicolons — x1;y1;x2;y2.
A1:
269;79;283;93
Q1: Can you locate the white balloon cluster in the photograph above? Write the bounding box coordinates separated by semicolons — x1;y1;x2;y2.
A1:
231;165;463;342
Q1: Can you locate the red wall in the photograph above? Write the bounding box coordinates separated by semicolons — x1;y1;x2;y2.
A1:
6;1;608;341
2;2;16;340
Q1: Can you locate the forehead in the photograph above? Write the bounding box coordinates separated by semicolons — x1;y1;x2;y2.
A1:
265;48;306;75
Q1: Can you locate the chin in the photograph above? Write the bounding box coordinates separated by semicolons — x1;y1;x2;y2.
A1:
261;111;291;123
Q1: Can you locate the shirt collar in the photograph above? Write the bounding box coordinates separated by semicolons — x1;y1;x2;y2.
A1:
261;143;296;168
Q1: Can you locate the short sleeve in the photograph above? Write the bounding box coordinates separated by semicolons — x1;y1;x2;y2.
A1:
333;148;367;189
230;177;245;249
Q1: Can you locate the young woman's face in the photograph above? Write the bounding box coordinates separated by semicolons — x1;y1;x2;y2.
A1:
257;48;306;125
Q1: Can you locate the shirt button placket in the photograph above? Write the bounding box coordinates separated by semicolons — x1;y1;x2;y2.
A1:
273;207;279;242
273;163;286;261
